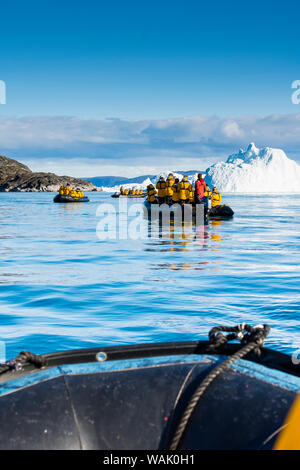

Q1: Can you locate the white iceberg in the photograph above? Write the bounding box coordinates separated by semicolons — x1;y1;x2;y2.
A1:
101;171;190;192
101;177;154;193
204;143;300;193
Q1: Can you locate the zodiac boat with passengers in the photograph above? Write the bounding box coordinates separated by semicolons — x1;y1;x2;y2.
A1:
53;185;89;203
111;187;146;198
144;174;234;219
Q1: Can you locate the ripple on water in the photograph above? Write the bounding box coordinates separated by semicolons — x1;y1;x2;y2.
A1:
0;192;299;358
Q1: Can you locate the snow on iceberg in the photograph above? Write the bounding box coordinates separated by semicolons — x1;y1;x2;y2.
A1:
101;171;194;192
101;177;153;193
204;143;300;193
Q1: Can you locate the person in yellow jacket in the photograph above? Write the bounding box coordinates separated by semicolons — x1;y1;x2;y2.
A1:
124;189;129;195
64;184;72;195
147;184;157;203
69;189;77;198
171;179;180;203
211;187;222;207
204;186;212;198
178;176;192;203
120;186;124;195
139;189;143;195
165;173;175;203
189;189;195;204
156;177;167;204
202;186;212;210
59;185;65;195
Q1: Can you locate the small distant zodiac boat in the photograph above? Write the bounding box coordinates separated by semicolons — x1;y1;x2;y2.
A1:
0;324;298;450
53;194;89;203
111;192;146;198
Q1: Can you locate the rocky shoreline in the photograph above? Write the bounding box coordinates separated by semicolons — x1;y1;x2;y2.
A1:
0;155;100;192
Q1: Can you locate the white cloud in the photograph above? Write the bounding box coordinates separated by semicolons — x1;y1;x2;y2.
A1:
221;120;244;138
1;113;300;176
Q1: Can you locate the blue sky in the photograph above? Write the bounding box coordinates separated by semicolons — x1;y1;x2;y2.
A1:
0;0;300;175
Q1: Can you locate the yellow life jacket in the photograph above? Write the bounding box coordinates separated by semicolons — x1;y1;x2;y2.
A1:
156;179;167;198
166;176;175;196
178;180;191;200
148;194;156;203
147;186;157;203
59;186;64;195
64;186;71;195
172;184;180;203
124;189;129;195
211;190;221;207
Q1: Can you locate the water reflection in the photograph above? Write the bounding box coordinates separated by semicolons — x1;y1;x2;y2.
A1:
158;261;210;271
0;193;299;357
59;203;84;211
144;216;224;271
210;219;222;251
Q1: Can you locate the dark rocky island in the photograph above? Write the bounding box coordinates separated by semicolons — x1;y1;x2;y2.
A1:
0;155;98;192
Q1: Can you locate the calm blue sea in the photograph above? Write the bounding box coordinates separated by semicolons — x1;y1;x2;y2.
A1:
0;192;299;359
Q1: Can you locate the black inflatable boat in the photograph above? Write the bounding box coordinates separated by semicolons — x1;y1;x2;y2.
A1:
111;192;146;198
53;194;89;203
0;324;298;450
143;200;234;219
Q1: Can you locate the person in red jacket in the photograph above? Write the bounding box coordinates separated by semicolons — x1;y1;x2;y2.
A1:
195;173;207;204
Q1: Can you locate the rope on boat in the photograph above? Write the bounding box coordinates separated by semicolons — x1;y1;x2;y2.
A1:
168;323;271;450
0;351;46;375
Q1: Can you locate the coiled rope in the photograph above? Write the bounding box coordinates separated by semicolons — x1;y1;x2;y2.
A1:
0;351;46;375
168;323;270;450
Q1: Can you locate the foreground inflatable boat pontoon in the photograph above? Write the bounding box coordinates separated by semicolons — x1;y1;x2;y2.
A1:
0;324;299;450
